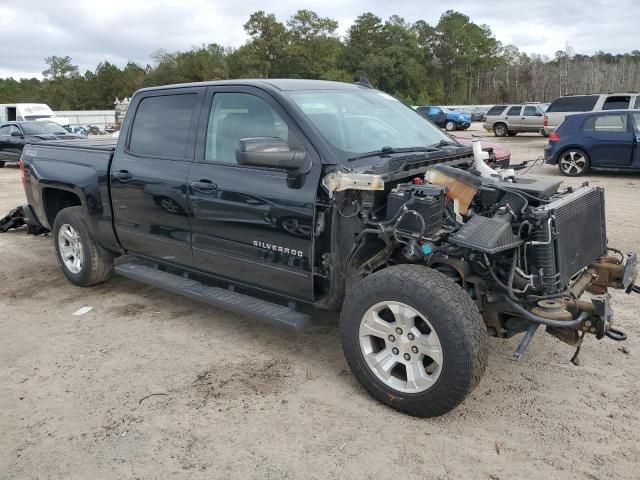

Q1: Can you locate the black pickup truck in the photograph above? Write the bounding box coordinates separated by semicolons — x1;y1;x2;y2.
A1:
19;79;637;417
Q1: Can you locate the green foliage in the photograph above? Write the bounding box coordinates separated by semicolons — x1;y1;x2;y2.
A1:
1;10;638;110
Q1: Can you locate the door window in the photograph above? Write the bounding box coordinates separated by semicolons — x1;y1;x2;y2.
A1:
584;114;628;133
523;106;541;116
205;93;297;164
506;106;522;116
9;125;21;136
632;113;640;133
128;93;199;159
0;125;10;136
634;97;640;109
602;96;631;110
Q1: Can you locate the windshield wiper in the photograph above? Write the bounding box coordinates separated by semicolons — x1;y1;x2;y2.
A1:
347;146;439;162
429;139;459;148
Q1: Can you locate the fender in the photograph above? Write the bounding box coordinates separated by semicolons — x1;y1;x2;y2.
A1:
29;158;121;253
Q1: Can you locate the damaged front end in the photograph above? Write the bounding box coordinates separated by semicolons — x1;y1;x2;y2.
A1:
319;139;638;362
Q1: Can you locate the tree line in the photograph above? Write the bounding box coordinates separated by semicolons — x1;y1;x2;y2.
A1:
1;9;639;110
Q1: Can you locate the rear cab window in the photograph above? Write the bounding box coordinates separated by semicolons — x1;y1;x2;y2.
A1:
128;93;200;159
547;95;599;113
487;105;506;116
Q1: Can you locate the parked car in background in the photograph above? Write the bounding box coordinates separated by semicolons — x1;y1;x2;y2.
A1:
0;103;70;127
416;106;471;131
451;135;511;168
543;93;640;136
483;103;547;137
544;109;640;176
0;121;84;167
468;107;488;122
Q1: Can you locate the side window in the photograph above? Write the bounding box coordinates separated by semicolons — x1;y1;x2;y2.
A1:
602;96;630;110
0;125;10;135
632;113;640;133
586;114;628;133
128;93;199;159
9;125;22;135
487;105;506;116
507;106;522;116
634;97;640;109
547;95;599;113
205;92;297;164
523;106;541;116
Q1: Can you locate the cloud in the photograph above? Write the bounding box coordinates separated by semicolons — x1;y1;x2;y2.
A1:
1;0;638;78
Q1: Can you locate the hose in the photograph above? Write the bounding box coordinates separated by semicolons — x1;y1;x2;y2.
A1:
495;295;587;328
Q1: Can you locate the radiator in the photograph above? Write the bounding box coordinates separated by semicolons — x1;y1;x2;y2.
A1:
532;186;607;290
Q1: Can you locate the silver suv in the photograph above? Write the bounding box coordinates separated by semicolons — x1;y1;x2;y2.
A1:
543;93;640;135
483;103;547;137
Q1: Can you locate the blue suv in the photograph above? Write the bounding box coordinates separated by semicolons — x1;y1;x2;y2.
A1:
416;106;471;131
544;110;640;176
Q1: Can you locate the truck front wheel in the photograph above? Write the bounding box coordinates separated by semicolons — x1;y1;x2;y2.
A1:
53;206;114;286
340;265;488;417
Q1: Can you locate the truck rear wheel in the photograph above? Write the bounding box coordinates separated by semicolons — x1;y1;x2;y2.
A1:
53;206;114;286
340;265;487;417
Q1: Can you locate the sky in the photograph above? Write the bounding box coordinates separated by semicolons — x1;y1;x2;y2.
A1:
1;0;638;79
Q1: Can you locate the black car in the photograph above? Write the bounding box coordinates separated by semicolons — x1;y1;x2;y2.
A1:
0;121;84;167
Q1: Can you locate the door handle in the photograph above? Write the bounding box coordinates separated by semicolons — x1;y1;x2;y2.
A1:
190;179;217;192
113;170;133;181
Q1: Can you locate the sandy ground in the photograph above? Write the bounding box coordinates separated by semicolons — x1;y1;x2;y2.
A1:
1;124;639;480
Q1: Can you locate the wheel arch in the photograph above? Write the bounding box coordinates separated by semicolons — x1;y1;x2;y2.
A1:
42;187;83;228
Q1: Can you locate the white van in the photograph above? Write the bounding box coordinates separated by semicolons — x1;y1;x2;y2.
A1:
0;103;70;127
543;93;640;135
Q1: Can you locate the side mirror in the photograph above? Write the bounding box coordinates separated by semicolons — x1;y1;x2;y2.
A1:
11;131;23;137
236;137;308;171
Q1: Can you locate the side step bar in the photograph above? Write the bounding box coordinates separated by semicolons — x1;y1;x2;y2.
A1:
115;262;311;331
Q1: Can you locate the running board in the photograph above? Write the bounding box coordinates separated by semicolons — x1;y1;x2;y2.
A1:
114;262;311;331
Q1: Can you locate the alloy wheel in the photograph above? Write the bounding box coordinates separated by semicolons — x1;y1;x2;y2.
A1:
559;150;587;175
58;223;84;274
358;301;443;394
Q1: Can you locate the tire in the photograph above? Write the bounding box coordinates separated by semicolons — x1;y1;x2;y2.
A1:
445;121;456;131
508;131;518;136
540;129;548;138
340;265;488;417
0;161;5;168
53;206;114;286
493;123;508;137
558;148;590;177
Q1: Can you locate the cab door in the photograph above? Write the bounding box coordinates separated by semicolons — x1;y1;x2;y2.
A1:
583;113;633;167
110;88;205;266
630;113;640;169
521;106;544;132
504;105;523;130
188;86;321;301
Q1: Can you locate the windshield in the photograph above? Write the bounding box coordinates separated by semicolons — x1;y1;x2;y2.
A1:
21;121;69;135
287;90;451;162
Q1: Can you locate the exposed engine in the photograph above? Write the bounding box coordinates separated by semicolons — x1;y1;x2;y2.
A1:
323;139;637;360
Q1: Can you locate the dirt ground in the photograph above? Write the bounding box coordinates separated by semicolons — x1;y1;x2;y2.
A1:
1;124;639;480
